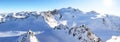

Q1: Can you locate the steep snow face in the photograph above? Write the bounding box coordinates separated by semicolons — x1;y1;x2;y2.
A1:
17;30;39;42
41;12;58;28
104;15;120;31
106;36;120;42
57;8;98;26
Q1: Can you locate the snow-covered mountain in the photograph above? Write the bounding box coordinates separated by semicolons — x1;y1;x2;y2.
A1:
68;25;102;42
17;30;39;42
0;7;120;42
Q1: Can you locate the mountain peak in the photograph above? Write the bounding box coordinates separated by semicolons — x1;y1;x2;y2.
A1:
17;30;39;42
69;25;102;42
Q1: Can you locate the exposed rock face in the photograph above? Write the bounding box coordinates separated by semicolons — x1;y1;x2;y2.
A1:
68;25;102;42
53;23;102;42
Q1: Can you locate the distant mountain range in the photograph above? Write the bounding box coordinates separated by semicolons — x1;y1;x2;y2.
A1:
0;7;120;42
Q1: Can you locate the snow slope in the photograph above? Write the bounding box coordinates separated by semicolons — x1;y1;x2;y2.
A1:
0;7;120;42
106;36;120;42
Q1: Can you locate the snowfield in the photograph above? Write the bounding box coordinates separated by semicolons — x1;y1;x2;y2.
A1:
0;7;120;42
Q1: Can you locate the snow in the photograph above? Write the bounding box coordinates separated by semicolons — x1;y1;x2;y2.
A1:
17;30;39;42
0;16;4;22
68;25;102;42
0;31;42;37
12;12;26;18
106;36;120;42
0;14;6;22
59;20;67;25
0;7;120;42
41;12;58;28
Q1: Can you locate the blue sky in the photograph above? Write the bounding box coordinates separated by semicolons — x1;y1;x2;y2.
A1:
0;0;120;16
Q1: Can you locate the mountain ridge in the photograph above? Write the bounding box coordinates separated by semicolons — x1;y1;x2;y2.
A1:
0;7;120;42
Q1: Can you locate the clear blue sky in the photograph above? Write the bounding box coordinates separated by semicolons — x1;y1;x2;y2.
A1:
0;0;120;16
